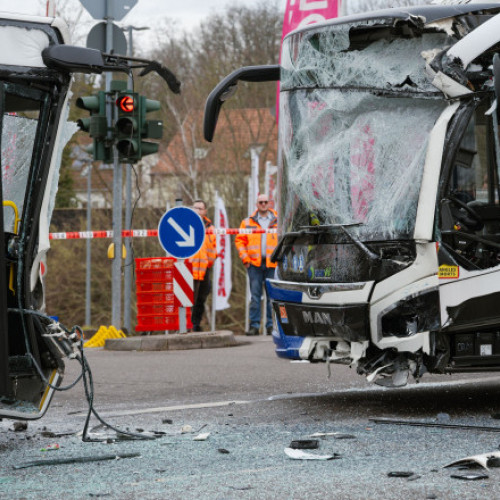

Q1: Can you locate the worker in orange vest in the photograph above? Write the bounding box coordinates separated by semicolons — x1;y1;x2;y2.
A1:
235;194;278;336
189;200;217;332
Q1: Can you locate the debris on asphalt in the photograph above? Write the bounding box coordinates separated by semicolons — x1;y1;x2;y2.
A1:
487;456;500;467
12;422;27;432
436;412;451;422
218;448;230;454
444;451;500;470
309;432;356;440
289;439;319;450
369;417;500;432
193;432;210;441
40;443;60;452
450;473;489;481
181;424;193;434
162;418;173;424
387;471;416;478
115;430;157;441
40;431;56;438
39;430;76;438
407;474;422;482
284;448;340;460
13;452;141;469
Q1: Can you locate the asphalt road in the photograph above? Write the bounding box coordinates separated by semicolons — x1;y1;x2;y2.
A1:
2;337;500;499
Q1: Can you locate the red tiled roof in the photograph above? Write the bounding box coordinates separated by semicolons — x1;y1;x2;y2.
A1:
153;108;278;176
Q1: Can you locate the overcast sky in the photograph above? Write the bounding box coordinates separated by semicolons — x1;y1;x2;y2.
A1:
0;0;286;40
0;0;286;53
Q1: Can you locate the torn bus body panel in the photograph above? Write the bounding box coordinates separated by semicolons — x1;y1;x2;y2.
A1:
0;15;79;419
205;4;500;386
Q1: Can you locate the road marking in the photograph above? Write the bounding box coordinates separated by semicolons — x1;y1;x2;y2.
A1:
73;399;251;418
72;375;499;418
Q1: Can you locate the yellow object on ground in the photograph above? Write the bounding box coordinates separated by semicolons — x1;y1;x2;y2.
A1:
84;325;126;348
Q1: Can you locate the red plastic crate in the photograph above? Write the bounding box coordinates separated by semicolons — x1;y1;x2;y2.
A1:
136;308;192;332
136;268;173;283
137;281;173;293
137;303;176;315
136;291;175;304
135;257;175;270
135;257;175;283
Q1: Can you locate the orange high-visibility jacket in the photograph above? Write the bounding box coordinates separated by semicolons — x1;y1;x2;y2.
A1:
188;216;217;280
235;209;278;268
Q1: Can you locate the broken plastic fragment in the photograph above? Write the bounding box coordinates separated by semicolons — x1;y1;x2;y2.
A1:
40;443;59;452
444;451;500;470
218;448;230;454
13;422;27;432
450;473;489;481
387;471;416;478
309;432;356;439
289;439;319;450
193;432;210;441
180;425;193;434
13;453;140;469
284;448;340;460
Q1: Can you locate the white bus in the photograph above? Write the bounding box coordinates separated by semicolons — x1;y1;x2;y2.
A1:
204;2;500;387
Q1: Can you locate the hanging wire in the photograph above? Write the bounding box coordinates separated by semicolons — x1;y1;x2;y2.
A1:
8;308;158;441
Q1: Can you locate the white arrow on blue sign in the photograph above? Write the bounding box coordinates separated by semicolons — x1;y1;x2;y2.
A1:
158;207;205;259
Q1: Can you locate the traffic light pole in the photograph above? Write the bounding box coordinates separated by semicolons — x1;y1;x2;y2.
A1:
123;26;135;334
106;2;122;329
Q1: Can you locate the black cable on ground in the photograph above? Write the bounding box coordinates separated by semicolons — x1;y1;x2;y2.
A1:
8;308;158;441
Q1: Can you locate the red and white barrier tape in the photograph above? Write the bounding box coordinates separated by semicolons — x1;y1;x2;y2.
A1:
49;228;277;240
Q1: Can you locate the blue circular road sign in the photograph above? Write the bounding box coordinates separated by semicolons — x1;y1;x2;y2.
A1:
158;207;205;259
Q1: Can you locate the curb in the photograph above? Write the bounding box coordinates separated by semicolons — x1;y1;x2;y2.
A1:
104;330;238;351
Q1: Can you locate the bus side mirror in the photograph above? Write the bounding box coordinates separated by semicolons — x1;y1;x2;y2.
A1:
42;45;181;94
493;53;500;121
42;45;106;74
203;65;280;142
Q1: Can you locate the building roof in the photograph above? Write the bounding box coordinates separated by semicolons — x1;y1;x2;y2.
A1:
153;107;278;176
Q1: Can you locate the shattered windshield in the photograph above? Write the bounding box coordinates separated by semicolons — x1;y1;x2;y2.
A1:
2;114;38;233
279;21;451;241
1;88;42;234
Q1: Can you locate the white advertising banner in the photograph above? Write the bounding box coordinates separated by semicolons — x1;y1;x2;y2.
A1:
214;196;232;310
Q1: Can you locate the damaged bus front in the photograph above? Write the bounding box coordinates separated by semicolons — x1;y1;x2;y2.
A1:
204;3;500;386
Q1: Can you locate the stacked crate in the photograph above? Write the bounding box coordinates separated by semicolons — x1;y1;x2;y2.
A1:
135;257;192;332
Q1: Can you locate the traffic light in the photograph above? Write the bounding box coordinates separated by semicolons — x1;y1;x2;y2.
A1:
115;91;140;162
114;92;163;163
138;96;163;157
76;91;112;163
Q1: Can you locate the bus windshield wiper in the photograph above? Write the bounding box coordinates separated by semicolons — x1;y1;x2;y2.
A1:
299;223;380;262
303;223;380;262
336;224;380;262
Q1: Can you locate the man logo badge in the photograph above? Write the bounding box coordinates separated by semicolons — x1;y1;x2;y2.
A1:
302;310;333;325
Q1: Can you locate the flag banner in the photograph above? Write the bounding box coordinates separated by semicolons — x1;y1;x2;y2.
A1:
277;1;340;118
282;0;339;39
214;196;232;310
265;161;278;211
